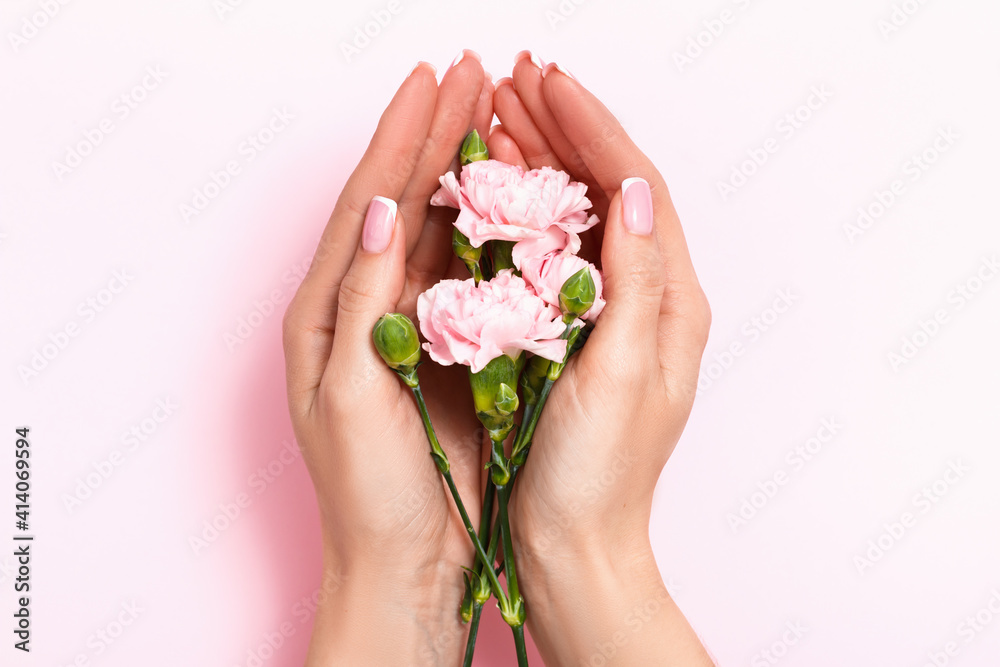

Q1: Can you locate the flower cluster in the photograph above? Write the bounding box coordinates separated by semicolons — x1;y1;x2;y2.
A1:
372;131;606;667
421;156;604;371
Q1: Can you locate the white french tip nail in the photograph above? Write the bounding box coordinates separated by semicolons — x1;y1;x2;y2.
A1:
409;61;437;77
529;52;543;69
622;177;646;193
555;63;575;79
371;195;398;219
452;51;464;68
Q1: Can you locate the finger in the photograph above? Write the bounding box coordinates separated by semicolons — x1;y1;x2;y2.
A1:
493;72;564;171
485;124;529;170
326;196;407;388
594;178;710;394
510;52;609;213
587;179;664;357
540;64;703;294
471;71;496;141
284;66;436;408
399;50;486;257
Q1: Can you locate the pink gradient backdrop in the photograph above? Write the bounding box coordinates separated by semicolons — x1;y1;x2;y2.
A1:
3;1;999;665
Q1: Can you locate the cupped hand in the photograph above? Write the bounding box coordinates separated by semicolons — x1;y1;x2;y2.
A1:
282;53;493;665
489;53;714;665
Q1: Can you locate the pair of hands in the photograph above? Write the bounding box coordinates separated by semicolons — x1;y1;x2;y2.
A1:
282;50;714;666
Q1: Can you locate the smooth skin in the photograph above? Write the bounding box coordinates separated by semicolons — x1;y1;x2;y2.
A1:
282;50;714;666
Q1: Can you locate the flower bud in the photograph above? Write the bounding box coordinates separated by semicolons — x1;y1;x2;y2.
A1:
495;383;519;416
558;267;597;322
460;129;489;165
520;353;550;407
469;354;523;441
460;573;474;623
372;313;421;383
453;228;484;282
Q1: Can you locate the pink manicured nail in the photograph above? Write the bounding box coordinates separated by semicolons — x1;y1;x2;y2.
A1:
515;50;544;69
451;49;482;68
622;178;653;236
541;62;574;80
409;61;437;77
362;196;397;253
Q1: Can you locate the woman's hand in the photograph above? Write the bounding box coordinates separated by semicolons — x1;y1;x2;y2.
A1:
282;52;494;666
489;53;715;666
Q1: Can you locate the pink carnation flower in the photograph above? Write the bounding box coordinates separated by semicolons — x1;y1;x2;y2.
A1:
521;252;606;322
417;270;567;373
430;160;598;267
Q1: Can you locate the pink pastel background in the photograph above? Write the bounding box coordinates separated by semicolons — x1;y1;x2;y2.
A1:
3;1;1000;665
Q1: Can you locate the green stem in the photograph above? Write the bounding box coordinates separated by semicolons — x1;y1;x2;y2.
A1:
462;477;495;665
497;482;528;665
442;468;508;606
408;385;508;607
496;483;520;606
411;384;449;472
463;602;483;667
513;625;529;667
511;378;553;465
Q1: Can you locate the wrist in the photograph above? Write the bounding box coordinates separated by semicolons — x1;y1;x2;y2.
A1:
516;533;713;666
307;544;467;666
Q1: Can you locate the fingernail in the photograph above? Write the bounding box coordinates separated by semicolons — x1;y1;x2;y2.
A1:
515;50;544;69
362;196;397;253
409;61;437;77
622;178;653;236
451;49;482;68
541;62;575;80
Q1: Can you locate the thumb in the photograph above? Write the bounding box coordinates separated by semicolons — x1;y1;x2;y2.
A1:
591;177;666;352
328;195;408;385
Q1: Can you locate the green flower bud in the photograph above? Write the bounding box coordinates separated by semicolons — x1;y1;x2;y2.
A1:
460;129;489;165
471;570;491;605
495;383;519;416
559;267;597;322
453;228;484;282
460;573;474;623
499;596;526;628
469;354;524;441
520;353;551;407
372;313;421;384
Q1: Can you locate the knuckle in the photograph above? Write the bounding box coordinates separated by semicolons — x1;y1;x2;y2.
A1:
622;256;668;297
336;274;377;317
